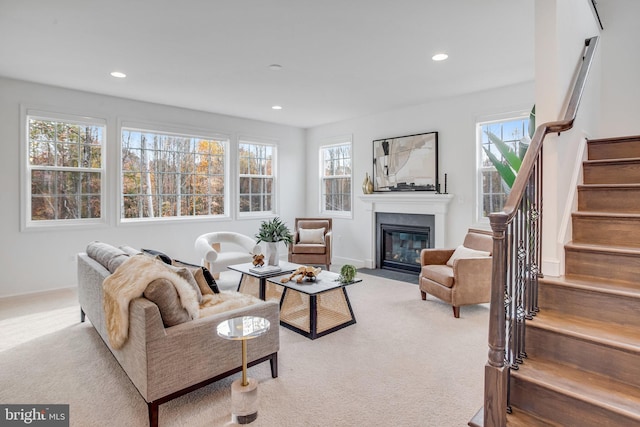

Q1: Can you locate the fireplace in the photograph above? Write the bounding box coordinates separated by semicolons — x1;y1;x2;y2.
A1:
380;224;430;273
376;212;435;274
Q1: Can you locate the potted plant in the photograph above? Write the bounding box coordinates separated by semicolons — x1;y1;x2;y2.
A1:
337;264;357;283
255;217;293;266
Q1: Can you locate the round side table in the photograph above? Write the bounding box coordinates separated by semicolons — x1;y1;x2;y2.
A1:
217;316;270;424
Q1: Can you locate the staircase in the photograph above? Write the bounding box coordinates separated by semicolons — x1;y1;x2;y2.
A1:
506;135;640;426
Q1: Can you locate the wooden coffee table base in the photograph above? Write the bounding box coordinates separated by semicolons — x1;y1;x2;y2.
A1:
279;287;356;340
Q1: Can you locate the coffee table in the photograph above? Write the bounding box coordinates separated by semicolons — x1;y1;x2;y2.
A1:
228;261;299;301
267;270;362;340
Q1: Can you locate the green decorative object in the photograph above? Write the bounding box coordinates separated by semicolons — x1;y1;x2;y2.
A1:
338;264;357;283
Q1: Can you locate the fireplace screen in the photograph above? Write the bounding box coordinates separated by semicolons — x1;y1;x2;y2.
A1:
380;224;430;273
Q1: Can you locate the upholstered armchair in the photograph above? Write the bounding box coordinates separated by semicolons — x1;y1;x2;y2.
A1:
288;218;332;270
195;232;262;275
419;229;493;318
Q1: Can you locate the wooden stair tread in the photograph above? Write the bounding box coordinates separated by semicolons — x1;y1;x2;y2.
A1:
588;135;640;144
541;275;640;298
566;241;640;255
511;358;640;421
507;408;559;427
584;157;640;165
529;311;640;354
572;211;640;219
578;183;640;189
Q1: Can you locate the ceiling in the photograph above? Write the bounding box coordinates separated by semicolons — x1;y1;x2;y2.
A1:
0;0;534;129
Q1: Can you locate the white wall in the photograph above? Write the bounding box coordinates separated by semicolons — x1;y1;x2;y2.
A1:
535;0;602;276
599;0;640;136
305;82;534;268
0;77;306;297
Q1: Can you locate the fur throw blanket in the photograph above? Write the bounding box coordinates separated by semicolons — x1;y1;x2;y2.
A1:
103;254;258;349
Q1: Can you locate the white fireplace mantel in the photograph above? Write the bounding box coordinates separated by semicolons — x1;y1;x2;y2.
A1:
359;193;454;268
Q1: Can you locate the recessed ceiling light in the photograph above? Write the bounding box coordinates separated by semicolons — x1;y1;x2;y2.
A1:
110;71;127;78
272;105;283;110
432;53;448;61
268;64;283;71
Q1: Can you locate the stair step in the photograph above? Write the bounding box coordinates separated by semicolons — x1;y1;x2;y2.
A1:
565;243;640;284
525;311;640;387
507;407;560;427
588;136;640;160
578;184;640;213
539;276;640;327
583;158;640;184
510;358;640;426
572;212;640;247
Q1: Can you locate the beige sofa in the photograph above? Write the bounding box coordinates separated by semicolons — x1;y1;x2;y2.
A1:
77;245;279;427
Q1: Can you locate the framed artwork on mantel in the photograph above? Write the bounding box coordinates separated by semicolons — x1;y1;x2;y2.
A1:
372;131;438;192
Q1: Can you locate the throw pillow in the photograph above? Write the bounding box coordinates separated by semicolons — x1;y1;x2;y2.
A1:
141;248;172;265
299;228;325;244
86;241;130;273
172;259;220;295
166;264;203;303
119;245;142;256
143;278;191;327
446;245;491;267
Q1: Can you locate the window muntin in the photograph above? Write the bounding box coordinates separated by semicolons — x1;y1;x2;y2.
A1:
121;128;227;220
320;142;352;213
478;116;530;219
238;141;275;215
27;114;105;225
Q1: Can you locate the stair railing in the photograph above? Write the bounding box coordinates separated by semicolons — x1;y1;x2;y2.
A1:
483;36;599;427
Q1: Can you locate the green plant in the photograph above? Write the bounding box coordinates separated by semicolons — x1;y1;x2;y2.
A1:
255;217;293;245
337;264;357;283
482;105;536;189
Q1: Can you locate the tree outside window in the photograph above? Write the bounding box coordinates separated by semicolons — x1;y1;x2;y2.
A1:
27;114;104;225
320;142;352;214
121;128;227;220
238;141;275;214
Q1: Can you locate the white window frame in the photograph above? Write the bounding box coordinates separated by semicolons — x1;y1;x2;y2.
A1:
237;139;277;218
476;111;530;224
319;137;353;218
119;122;230;223
21;109;107;231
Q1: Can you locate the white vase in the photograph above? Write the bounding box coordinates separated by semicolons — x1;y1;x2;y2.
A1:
266;242;279;266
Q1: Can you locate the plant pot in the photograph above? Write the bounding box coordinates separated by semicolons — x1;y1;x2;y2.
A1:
266;242;279;266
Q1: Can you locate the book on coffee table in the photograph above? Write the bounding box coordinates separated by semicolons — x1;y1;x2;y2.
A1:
249;265;282;275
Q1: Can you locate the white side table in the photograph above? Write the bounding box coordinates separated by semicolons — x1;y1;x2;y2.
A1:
217;316;270;424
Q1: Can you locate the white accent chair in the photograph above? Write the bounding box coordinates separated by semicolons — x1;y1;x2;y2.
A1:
195;232;262;275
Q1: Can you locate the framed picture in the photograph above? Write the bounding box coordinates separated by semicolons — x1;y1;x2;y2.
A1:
372;131;438;192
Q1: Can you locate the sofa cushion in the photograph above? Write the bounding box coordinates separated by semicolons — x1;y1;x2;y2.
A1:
143;278;191;327
422;265;455;288
291;243;326;254
173;259;220;294
446;245;490;267
299;227;325;244
86;241;129;273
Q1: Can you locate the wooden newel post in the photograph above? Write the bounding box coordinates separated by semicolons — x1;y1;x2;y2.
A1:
485;214;509;427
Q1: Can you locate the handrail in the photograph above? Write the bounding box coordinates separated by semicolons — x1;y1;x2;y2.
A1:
483;35;599;427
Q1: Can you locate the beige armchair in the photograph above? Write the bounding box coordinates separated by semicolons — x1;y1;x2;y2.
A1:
419;229;493;318
288;218;332;270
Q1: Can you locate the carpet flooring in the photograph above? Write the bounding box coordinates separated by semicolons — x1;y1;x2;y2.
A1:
0;273;489;426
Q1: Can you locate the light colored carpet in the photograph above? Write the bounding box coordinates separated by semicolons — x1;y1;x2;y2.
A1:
0;273;489;427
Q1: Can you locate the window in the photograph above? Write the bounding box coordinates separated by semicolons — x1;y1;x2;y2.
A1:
25;112;105;227
477;115;530;220
121;127;228;220
320;141;352;214
238;141;275;215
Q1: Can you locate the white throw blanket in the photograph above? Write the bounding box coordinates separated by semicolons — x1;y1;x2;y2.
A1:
103;255;258;349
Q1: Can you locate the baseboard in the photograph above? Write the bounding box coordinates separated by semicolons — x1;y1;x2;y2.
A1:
332;255;368;269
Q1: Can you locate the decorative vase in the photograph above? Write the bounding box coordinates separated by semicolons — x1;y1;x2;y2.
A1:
266;242;279;266
363;173;374;194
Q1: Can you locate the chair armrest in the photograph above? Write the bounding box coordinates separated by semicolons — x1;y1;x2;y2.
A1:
420;248;454;266
451;257;493;304
325;231;332;258
195;236;220;263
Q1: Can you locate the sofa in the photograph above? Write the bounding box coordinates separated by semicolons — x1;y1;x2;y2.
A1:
77;242;279;427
